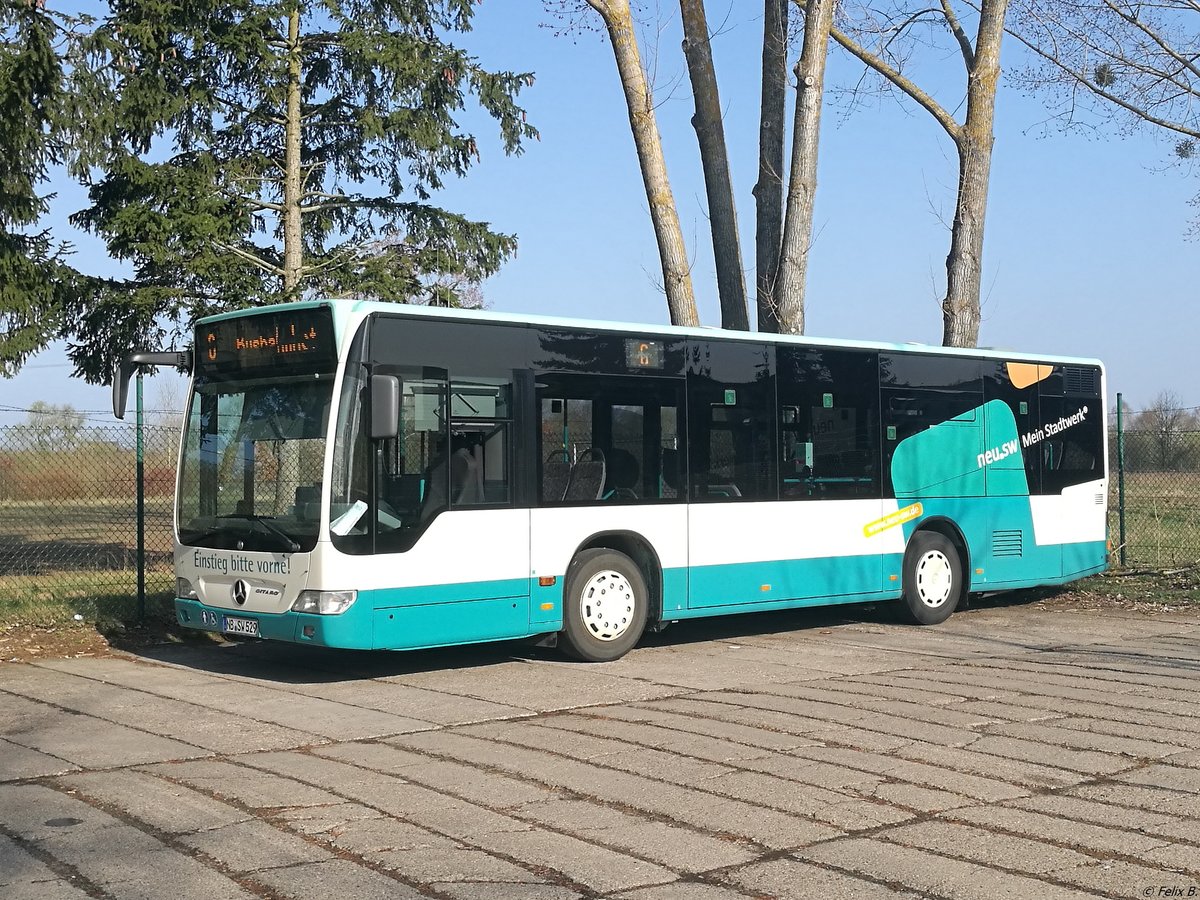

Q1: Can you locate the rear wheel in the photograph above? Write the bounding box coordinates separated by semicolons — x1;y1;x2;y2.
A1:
900;531;963;625
559;548;648;661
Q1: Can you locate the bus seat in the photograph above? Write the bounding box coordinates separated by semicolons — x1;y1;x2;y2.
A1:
564;448;606;501
543;451;571;502
605;447;640;500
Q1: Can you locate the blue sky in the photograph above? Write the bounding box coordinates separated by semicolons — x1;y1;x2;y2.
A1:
3;1;1196;425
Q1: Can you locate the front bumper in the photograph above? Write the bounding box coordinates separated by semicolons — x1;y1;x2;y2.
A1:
174;597;374;649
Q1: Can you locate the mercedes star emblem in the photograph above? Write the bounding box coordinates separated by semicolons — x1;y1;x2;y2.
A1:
232;580;249;606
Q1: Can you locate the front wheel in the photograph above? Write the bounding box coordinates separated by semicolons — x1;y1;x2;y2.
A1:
900;531;964;625
559;548;648;662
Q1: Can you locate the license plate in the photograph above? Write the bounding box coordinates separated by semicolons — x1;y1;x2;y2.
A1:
222;615;259;637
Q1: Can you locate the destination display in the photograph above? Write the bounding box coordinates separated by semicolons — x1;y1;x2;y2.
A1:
624;338;664;370
196;306;337;377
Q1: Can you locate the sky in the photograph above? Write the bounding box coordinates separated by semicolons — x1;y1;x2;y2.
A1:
2;1;1197;427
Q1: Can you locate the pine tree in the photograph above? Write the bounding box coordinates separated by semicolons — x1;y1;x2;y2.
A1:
0;1;77;376
70;0;536;382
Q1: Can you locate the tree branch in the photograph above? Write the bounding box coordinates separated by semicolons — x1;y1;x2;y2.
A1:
212;242;284;277
1102;0;1200;82
940;0;977;69
820;13;962;141
1004;20;1200;139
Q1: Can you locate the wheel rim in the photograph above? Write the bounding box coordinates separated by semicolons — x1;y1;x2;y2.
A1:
578;569;635;641
914;550;954;608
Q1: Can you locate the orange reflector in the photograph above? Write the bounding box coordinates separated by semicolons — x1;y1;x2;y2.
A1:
760;584;771;592
975;568;984;575
889;574;898;582
540;602;554;611
538;576;556;587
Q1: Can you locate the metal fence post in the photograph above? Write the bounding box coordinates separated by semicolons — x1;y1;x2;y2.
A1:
1116;392;1127;568
136;371;146;620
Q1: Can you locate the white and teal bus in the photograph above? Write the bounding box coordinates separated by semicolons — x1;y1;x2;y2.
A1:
115;299;1108;661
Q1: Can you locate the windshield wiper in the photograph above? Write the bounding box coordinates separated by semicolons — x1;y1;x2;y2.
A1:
224;514;302;553
184;515;301;553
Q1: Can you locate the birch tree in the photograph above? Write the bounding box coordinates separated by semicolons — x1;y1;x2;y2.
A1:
820;0;1010;347
679;0;747;329
580;0;700;327
773;0;836;335
754;0;789;332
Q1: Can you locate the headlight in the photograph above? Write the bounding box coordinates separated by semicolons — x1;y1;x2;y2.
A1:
176;578;198;600
291;590;357;615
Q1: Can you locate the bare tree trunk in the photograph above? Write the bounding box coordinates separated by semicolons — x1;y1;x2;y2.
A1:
942;0;1007;348
754;0;788;333
679;0;747;331
775;0;836;335
282;4;303;297
587;0;699;327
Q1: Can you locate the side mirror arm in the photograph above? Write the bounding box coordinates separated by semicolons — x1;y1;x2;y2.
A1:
113;350;193;419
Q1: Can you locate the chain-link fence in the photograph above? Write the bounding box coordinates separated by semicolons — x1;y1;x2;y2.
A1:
0;419;178;626
2;395;1197;627
1110;398;1200;568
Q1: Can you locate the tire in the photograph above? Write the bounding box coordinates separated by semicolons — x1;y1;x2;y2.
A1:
559;548;648;662
899;531;964;625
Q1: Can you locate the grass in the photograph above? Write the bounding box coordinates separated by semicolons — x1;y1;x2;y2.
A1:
1110;471;1200;567
0;567;176;627
0;494;175;626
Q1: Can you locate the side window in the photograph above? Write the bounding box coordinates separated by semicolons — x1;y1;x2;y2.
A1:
687;341;776;502
540;397;594;502
538;376;684;505
882;390;985;499
370;373;448;552
777;348;879;500
447;377;512;507
1039;394;1103;494
880;354;984;499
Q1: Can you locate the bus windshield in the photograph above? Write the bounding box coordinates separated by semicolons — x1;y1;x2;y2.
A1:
177;374;334;552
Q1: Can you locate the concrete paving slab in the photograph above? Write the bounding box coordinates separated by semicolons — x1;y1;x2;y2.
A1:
249;858;428;899
531;712;777;763
391;659;685;711
730;857;926;899
803;837;1097;900
0;835;75;889
433;884;582;900
0;692;207;769
178;819;331;873
1;666;308;754
143;758;342;810
0;738;78;782
56;769;253;835
3;600;1200;899
511;798;758;871
592;703;817;751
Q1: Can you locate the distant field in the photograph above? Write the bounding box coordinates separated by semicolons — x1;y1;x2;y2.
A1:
1110;471;1200;567
0;496;174;625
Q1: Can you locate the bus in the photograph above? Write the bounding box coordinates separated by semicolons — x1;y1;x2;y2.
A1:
114;299;1108;662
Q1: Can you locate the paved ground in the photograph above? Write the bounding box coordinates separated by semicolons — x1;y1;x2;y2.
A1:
2;595;1200;900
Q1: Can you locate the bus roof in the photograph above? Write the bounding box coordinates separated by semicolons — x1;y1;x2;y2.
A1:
199;298;1105;369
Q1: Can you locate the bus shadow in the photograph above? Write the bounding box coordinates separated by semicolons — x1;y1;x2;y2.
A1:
126;634;533;684
120;586;1062;682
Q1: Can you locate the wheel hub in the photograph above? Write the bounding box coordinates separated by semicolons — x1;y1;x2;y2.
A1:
914;550;953;608
579;569;634;641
